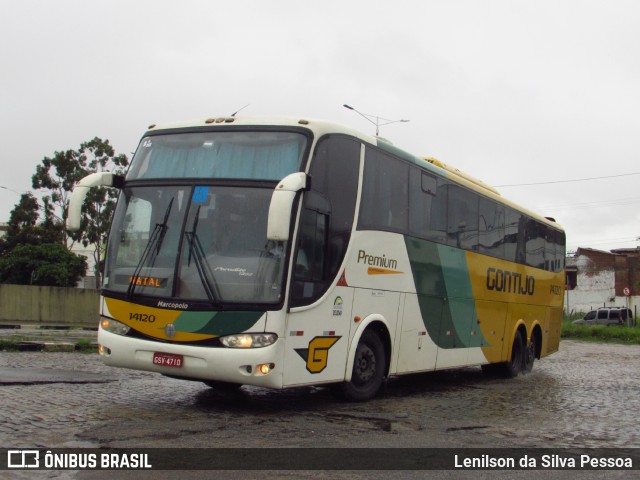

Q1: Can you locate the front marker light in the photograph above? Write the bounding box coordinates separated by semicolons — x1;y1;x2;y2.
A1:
220;333;277;348
100;317;131;336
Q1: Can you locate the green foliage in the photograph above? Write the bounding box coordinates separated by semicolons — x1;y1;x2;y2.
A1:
561;319;640;345
0;194;65;257
30;137;128;283
0;243;87;287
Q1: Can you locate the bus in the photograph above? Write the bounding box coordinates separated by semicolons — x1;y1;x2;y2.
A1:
67;116;565;401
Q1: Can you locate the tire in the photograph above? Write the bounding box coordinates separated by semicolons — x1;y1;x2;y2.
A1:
339;330;386;402
498;331;524;378
203;380;243;391
522;334;536;374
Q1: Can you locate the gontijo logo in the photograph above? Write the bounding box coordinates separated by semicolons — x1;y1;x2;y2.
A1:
295;336;342;373
486;267;535;296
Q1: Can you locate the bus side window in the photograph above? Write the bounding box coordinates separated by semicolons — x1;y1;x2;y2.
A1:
409;170;436;239
478;197;505;259
525;219;545;269
504;208;526;264
447;184;479;250
359;147;408;233
427;178;449;244
290;135;360;307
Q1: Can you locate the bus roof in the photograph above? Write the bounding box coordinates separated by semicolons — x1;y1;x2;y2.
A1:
144;116;564;232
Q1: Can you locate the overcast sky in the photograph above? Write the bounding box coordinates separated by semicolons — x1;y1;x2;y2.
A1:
1;0;639;253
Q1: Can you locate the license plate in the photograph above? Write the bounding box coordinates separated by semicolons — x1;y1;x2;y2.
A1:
153;352;184;368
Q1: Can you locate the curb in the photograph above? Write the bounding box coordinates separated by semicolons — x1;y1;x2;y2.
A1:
0;324;99;352
2;341;99;352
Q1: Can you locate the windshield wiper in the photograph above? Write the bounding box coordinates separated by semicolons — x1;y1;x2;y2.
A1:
184;206;221;305
127;198;174;298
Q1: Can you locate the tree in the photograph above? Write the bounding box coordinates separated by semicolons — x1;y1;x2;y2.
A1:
31;137;129;285
0;243;87;287
0;193;64;256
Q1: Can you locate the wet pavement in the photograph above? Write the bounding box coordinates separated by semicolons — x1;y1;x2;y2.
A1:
1;340;639;448
0;340;638;478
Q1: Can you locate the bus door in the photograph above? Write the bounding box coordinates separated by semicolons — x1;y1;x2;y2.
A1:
280;135;362;387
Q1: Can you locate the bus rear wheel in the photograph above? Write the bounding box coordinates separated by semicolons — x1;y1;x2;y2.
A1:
498;331;524;378
338;330;385;402
523;334;536;374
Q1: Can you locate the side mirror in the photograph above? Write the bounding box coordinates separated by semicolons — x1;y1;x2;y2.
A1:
266;172;309;241
67;172;124;231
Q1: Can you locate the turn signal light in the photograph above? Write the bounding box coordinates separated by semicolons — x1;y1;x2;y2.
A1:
257;363;275;375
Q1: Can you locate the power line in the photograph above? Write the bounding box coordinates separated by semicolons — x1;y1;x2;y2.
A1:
537;197;640;212
495;172;640;187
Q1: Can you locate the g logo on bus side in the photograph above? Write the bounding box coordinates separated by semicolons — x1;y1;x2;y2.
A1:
295;336;341;374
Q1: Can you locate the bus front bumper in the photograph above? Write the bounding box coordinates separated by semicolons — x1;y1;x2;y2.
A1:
97;329;284;389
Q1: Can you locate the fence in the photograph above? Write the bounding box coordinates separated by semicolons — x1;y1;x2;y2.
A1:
0;284;99;326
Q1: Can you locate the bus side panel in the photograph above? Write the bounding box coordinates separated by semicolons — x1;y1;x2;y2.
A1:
465;250;564;364
395;293;438;374
544;306;563;357
282;286;354;388
475;299;508;363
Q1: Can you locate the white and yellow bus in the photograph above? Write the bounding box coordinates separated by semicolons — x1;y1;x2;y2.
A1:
68;116;565;401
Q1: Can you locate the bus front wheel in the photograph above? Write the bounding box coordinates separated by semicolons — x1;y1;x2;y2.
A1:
339;330;386;402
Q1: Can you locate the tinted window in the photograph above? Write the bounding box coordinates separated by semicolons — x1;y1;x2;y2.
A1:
446;184;479;250
426;177;449;243
409;170;435;239
504;208;525;263
525;219;545;269
357;145;566;272
358;147;408;232
478;197;505;258
291;136;360;307
128;131;307;181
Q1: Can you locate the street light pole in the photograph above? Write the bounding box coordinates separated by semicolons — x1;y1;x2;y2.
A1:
343;104;409;136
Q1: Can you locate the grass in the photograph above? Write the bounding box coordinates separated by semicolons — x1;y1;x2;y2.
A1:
561;316;640;345
75;339;99;353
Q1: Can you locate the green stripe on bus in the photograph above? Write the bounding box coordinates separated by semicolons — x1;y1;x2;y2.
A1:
404;237;487;349
173;311;265;336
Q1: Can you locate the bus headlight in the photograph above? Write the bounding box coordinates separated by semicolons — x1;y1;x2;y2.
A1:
100;317;131;336
220;333;277;348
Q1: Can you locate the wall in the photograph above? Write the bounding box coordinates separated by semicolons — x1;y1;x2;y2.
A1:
0;284;99;326
564;247;640;316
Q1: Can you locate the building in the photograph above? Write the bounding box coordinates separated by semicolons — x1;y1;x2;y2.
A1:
565;247;639;317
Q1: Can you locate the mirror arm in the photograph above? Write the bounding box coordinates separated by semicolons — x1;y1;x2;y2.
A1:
266;172;309;241
66;172;124;231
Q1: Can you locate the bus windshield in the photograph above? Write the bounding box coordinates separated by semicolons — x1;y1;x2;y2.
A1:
102;129;308;306
104;185;287;305
127;130;307;181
